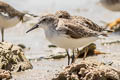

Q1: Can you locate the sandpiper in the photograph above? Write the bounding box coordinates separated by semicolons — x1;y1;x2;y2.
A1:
99;0;120;29
26;12;109;65
55;10;110;62
0;1;37;42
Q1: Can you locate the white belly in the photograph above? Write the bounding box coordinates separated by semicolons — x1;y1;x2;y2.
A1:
0;15;20;28
50;36;98;49
45;29;98;49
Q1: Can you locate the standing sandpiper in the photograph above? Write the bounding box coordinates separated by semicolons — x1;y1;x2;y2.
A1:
55;10;110;62
26;13;109;65
0;1;37;42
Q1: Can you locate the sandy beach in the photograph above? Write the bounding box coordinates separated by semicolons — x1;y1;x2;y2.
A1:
1;0;120;80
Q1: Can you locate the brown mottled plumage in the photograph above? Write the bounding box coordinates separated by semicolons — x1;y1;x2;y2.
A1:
57;18;99;39
55;10;107;33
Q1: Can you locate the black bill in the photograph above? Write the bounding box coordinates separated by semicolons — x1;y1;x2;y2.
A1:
26;23;40;33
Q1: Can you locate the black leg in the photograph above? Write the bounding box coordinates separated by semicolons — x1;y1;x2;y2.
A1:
66;49;70;65
71;49;75;64
1;28;4;42
83;47;88;60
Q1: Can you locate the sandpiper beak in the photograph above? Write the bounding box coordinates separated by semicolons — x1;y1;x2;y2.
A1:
26;23;39;33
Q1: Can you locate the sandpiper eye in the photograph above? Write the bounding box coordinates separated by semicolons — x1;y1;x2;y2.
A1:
42;18;47;21
59;15;63;18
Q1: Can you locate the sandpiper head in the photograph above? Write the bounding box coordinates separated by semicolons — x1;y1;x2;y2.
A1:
55;10;71;19
26;14;58;33
39;14;58;25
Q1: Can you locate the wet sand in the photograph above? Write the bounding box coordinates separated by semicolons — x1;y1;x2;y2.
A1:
1;0;120;80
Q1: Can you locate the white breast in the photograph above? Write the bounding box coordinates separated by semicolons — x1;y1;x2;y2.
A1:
0;15;20;28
